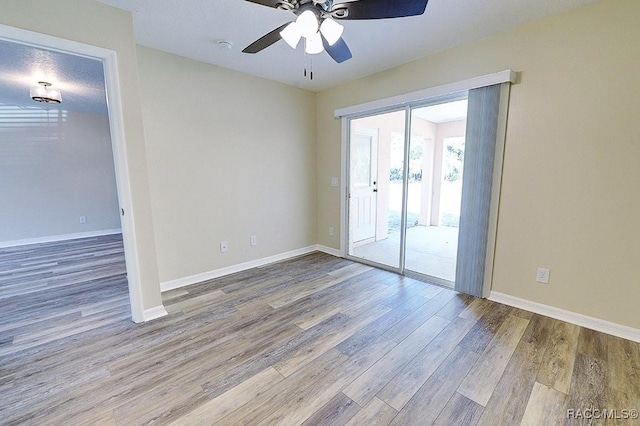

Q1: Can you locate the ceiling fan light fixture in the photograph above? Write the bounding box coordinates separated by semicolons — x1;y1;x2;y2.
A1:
320;18;343;46
296;9;319;39
305;31;324;55
280;21;302;48
30;81;62;104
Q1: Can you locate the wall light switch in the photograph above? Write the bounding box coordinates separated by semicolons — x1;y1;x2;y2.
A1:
250;236;258;246
329;227;334;236
331;177;339;187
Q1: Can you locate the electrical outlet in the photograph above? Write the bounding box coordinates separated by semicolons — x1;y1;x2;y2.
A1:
331;177;339;187
250;236;258;246
220;241;229;253
329;227;334;236
79;216;87;224
536;268;550;284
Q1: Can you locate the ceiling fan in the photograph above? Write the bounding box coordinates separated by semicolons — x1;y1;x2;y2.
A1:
242;0;430;64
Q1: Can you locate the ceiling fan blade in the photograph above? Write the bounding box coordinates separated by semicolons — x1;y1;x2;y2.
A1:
243;0;281;8
323;36;352;63
334;0;429;20
242;23;290;54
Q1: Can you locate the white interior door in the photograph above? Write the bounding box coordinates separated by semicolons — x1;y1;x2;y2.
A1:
350;129;378;244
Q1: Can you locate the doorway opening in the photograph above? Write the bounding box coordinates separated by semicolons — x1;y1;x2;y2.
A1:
347;96;468;286
0;24;145;324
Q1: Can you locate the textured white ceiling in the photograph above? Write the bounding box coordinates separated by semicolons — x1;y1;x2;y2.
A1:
97;0;599;92
0;0;601;115
0;38;107;114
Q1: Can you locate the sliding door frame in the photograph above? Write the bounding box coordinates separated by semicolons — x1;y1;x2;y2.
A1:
338;70;516;295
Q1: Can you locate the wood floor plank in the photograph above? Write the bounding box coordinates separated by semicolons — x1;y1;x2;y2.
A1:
606;334;640;398
577;326;609;360
457;314;530;406
382;288;456;342
433;392;484;426
257;337;398;426
520;381;568;426
168;367;285;426
217;348;350;425
565;353;608;425
536;320;581;395
458;302;513;354
389;346;480;425
477;314;554;425
377;316;477;410
342;315;450;406
458;298;494;322
2;237;639;426
300;392;360;426
344;396;398;426
273;303;391;377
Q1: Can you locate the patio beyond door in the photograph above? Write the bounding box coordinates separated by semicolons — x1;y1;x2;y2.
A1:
346;98;467;286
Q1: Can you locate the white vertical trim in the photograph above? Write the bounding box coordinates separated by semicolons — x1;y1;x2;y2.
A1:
334;70;516;118
103;51;145;324
0;24;146;323
339;117;348;257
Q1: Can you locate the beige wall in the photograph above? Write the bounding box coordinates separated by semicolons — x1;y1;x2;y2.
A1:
137;47;317;283
0;0;162;310
317;0;640;328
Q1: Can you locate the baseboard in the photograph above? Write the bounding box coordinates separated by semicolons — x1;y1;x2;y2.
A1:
316;244;344;257
143;305;168;322
0;229;122;249
161;245;324;292
489;291;640;343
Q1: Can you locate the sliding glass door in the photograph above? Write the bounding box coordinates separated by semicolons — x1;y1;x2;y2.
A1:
404;100;468;284
347;110;406;270
347;96;468;285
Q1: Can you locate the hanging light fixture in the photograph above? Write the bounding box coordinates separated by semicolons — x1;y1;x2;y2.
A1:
279;8;344;55
319;18;344;46
305;31;324;55
296;9;319;38
280;21;302;49
30;81;62;104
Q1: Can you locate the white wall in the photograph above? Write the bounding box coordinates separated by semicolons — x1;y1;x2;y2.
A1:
136;47;318;284
317;0;640;329
0;110;120;243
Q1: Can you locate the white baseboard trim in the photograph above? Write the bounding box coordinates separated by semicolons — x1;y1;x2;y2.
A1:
143;305;168;322
489;291;640;343
0;229;122;249
161;245;329;292
316;244;344;257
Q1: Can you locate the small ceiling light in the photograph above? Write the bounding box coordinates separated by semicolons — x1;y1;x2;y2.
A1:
305;31;324;55
320;18;344;46
296;9;319;39
30;81;62;104
280;22;302;49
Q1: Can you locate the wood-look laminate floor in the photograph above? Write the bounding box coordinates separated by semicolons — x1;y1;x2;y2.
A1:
1;236;639;425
